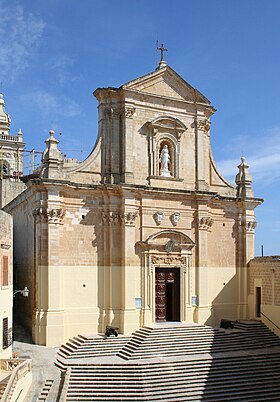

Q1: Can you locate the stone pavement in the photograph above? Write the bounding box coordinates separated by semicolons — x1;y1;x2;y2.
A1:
13;321;60;402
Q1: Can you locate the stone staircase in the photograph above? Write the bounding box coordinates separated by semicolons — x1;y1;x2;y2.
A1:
0;376;10;400
56;321;280;401
117;321;280;360
57;333;130;361
37;379;54;401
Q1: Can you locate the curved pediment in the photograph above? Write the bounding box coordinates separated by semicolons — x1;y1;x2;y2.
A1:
149;116;187;132
145;230;195;248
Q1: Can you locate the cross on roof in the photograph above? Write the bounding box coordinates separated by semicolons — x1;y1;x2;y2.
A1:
157;43;168;62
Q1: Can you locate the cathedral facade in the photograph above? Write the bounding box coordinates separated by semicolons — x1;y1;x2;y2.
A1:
5;62;262;346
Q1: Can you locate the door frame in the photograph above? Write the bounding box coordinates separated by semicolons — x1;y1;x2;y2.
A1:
149;255;190;324
255;286;262;318
136;229;195;326
155;266;181;322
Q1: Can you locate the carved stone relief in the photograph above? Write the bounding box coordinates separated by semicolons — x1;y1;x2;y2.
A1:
151;255;185;265
171;212;180;226
197;119;211;133
124;107;135;118
33;207;65;224
243;220;257;233
154;211;164;225
198;216;214;231
101;211;138;225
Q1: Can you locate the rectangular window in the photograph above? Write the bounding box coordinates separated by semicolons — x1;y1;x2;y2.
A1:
2;317;9;349
2;256;9;286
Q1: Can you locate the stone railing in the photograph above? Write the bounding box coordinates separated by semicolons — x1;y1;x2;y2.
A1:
58;367;71;401
0;359;32;401
0;134;22;142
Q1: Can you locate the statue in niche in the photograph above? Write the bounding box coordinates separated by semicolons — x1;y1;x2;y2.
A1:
160;144;171;177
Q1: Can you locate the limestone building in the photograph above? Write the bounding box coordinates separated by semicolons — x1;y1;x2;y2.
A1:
0;93;26;208
4;60;263;346
0;210;13;358
248;256;280;336
0;93;25;180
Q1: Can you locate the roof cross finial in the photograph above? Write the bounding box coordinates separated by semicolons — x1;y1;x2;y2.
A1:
157;42;168;63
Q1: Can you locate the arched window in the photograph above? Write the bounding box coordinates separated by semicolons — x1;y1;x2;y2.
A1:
1;160;10;177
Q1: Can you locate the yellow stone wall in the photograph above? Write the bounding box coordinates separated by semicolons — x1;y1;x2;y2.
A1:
0;210;13;358
4;65;262;346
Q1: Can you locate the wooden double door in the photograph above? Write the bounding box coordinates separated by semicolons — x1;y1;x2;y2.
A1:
155;268;180;322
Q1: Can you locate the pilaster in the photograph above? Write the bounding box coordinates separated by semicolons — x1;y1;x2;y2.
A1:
195;202;213;323
32;190;66;346
122;106;135;183
195;116;210;191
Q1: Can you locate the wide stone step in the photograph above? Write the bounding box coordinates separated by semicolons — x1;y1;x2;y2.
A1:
68;351;280;369
68;363;280;380
68;361;280;377
66;380;280;401
119;345;280;359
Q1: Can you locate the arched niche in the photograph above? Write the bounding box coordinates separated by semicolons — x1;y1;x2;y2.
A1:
146;116;187;178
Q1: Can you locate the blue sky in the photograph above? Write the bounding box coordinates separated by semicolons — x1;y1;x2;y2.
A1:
1;0;279;255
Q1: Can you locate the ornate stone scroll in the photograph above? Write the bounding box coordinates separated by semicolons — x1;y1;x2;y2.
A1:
124;212;138;225
124;107;135;118
102;211;138;226
33;207;65;224
197;119;211;133
198;216;214;231
243;220;257;233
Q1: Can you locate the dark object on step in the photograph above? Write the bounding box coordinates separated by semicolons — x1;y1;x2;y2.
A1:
105;326;119;337
220;319;234;329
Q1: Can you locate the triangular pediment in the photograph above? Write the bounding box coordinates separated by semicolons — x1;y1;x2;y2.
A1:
122;65;211;104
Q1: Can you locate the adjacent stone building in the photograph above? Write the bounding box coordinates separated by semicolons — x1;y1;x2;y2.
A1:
248;256;280;336
4;61;263;346
0;210;13;358
0;93;26;208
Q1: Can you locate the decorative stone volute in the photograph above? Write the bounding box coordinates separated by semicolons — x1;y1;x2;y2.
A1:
235;157;254;198
198;216;214;231
32;206;65;224
40;130;63;179
241;219;257;233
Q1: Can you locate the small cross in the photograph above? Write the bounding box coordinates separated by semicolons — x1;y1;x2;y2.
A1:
157;43;168;62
